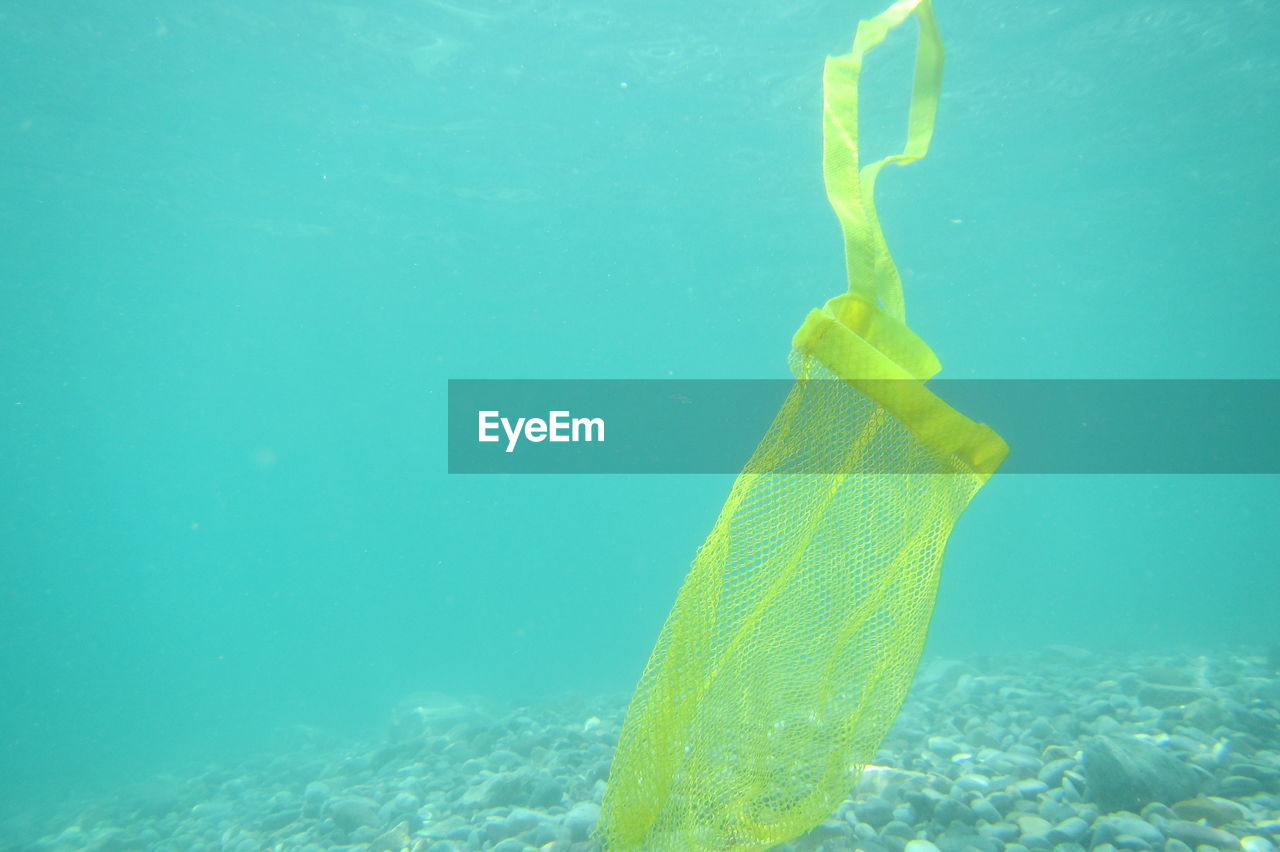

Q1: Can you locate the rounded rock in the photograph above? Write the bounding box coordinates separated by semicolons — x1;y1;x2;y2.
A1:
979;822;1020;843
324;796;381;834
905;842;942;852
1039;758;1075;788
564;801;600;843
972;798;1002;824
1219;776;1263;797
934;799;976;827
1172;798;1246;827
1163;820;1243;850
1049;817;1088;844
858;796;896;829
1016;815;1052;838
929;737;964;759
1241;837;1277;852
490;840;527;852
1009;779;1050;799
954;774;993;794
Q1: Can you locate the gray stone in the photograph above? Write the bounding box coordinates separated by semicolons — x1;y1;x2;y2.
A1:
1241;838;1276;852
1184;699;1225;732
1049;817;1088;844
1040;758;1076;788
424;834;460;849
1025;717;1055;741
1138;684;1205;709
418;815;468;840
1038;799;1078;824
1010;779;1050;799
368;821;411;852
457;770;538;808
1163;821;1242;851
850;821;878;843
929;737;964;759
937;827;999;852
972;798;1002;823
934;799;976;827
1171;797;1247;827
1017;815;1053;839
564;801;600;842
810;819;850;842
1083;736;1200;812
855;840;892;852
904;842;941;852
980;822;1020;842
1093;814;1165;847
858;797;896;829
258;810;297;832
988;792;1015;816
324;796;380;833
881;821;915;841
490;840;527;852
1219;776;1262;797
526;774;565;807
954;774;993;793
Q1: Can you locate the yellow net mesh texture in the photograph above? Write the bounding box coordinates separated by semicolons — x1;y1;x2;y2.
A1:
599;1;1008;849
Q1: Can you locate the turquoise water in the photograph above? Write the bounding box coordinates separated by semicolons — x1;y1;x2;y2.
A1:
2;0;1277;831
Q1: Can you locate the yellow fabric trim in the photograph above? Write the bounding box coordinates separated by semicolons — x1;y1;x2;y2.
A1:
808;0;1007;477
823;0;943;323
795;304;1009;477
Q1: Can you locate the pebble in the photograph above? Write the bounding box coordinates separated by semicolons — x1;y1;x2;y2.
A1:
954;773;993;793
324;796;381;833
1049;816;1088;844
1172;796;1248;826
934;798;975;827
987;791;1015;815
563;801;599;842
1242;837;1277;852
929;737;964;759
1220;776;1264;797
979;821;1019;842
1008;779;1049;799
1163;820;1244;850
859;796;896;829
1016;814;1052;838
904;841;941;852
972;798;1002;823
12;648;1280;852
1095;814;1166;847
1039;758;1075;787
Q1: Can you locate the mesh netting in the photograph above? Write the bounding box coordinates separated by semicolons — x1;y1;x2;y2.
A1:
598;2;1007;848
598;354;990;851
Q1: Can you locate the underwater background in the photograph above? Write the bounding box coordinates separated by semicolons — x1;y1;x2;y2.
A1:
1;0;1278;844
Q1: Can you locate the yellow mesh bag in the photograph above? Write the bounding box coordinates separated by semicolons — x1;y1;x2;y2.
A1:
598;1;1008;850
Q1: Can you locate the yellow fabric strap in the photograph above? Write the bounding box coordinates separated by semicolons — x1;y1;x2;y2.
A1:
806;0;1008;476
823;0;942;323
